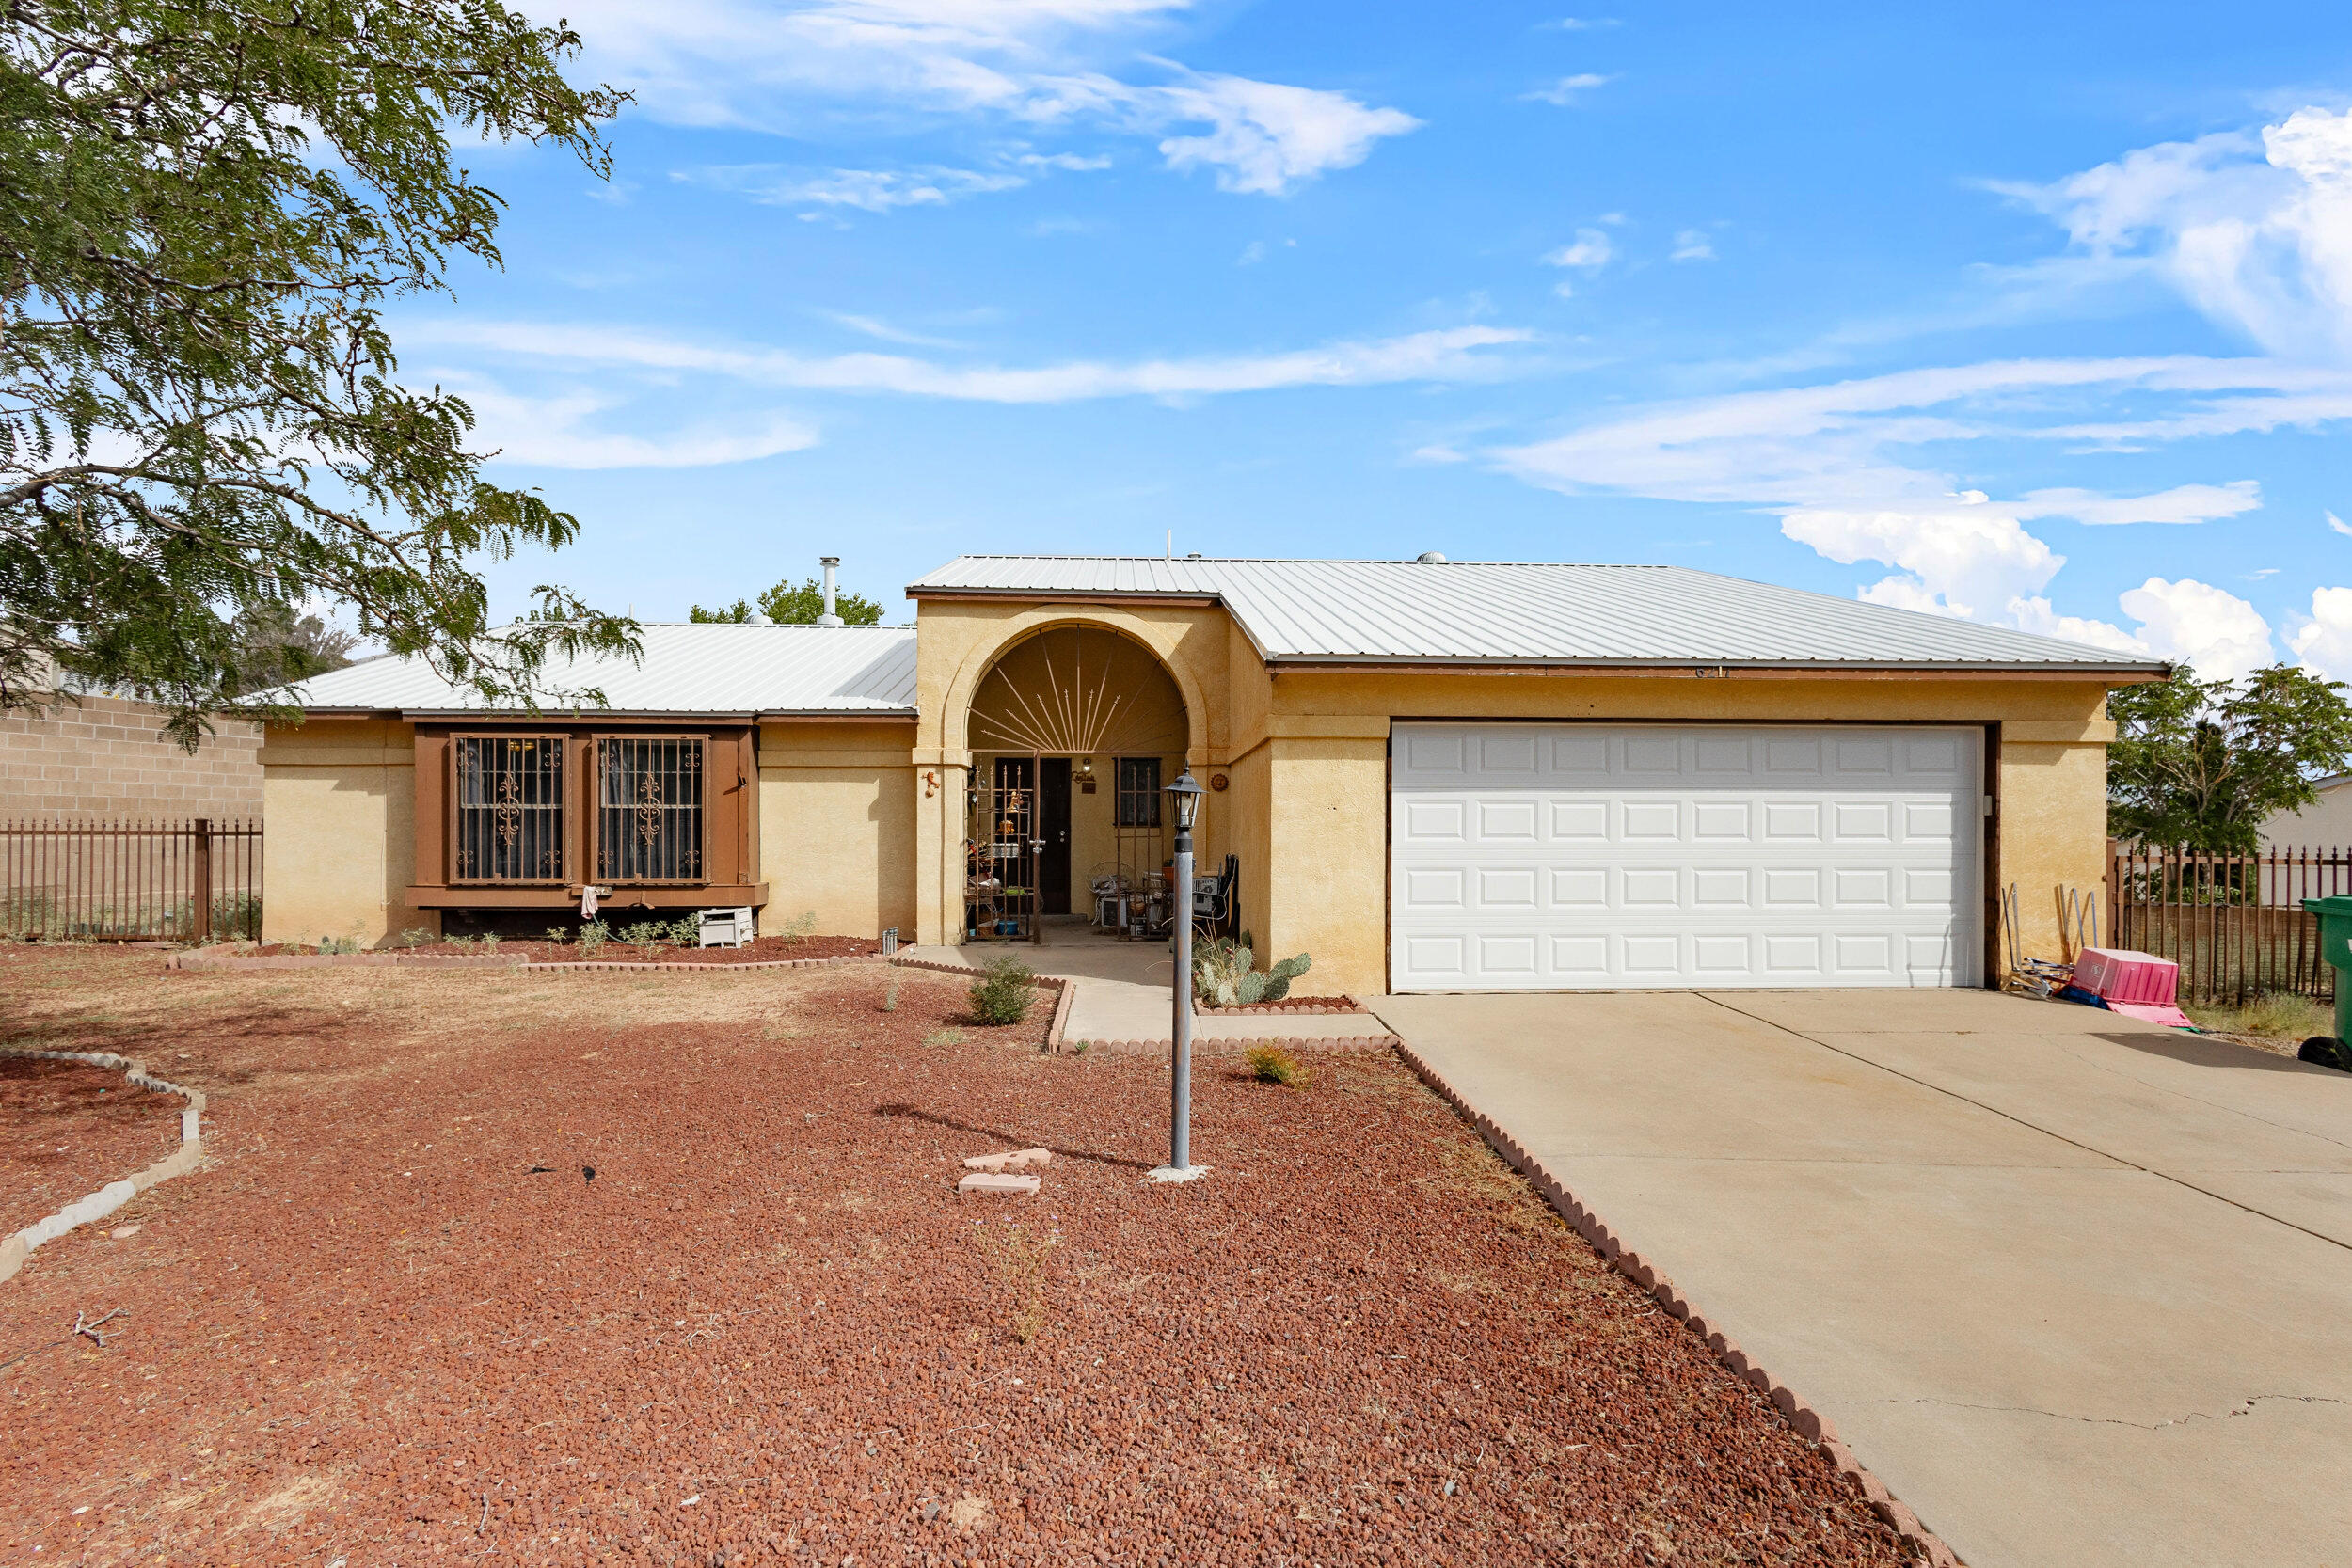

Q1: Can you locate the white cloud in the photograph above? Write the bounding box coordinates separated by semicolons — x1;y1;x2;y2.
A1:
2009;596;2150;654
1524;73;1613;106
559;0;1414;197
1545;229;1614;270
455;384;820;469
1487;356;2352;652
679;163;1030;211
1781;498;2061;621
813;309;965;347
1995;104;2352;361
2330;509;2352;536
2288;586;2352;678
410;319;1534;404
1670;229;1715;262
2119;578;2275;679
2013;480;2261;525
1153;75;1419;195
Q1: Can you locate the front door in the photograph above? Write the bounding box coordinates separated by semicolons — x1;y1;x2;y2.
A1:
1040;757;1073;914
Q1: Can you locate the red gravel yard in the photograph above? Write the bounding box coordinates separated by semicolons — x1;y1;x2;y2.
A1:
0;1054;181;1238
1;948;1905;1566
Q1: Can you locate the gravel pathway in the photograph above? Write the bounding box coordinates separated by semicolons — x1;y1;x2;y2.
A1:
0;950;1907;1566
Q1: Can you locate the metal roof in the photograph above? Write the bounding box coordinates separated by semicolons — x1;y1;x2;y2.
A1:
908;556;2167;673
285;623;917;717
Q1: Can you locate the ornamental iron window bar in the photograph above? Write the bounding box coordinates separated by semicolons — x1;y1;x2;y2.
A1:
453;735;566;883
596;736;706;884
1115;756;1162;827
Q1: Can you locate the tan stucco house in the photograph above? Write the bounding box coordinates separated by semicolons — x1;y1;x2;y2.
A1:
262;554;2162;994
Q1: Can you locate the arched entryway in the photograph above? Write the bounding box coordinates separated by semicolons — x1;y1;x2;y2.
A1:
961;624;1190;943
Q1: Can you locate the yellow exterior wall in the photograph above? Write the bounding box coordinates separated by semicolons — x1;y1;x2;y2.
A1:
259;719;426;948
262;601;2122;987
1248;670;2115;995
757;722;916;941
910;599;1238;943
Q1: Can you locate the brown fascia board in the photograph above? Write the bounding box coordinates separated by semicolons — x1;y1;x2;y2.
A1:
906;588;1224;607
1265;657;2171;682
297;705;918;722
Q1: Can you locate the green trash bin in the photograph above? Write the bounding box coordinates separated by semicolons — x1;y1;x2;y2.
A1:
2299;895;2352;1070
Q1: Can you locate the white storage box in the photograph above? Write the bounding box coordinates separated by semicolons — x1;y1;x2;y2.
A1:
699;906;755;948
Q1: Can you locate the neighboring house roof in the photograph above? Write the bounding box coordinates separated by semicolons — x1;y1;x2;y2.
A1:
284;624;918;718
908;555;2169;673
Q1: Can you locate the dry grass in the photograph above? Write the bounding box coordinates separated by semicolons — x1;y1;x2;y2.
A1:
1244;1043;1311;1087
2185;992;2333;1044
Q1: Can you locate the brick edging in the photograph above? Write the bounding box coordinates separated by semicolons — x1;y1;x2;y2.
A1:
1;1050;207;1286
527;952;882;974
1071;1035;1401;1056
165;949;882;974
1387;1037;1964;1567
1195;1000;1372;1017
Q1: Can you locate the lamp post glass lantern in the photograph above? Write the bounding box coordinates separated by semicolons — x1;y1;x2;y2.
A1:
1153;770;1210;1182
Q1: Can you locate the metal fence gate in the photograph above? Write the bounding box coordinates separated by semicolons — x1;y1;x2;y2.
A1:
0;819;262;942
2107;844;2352;1006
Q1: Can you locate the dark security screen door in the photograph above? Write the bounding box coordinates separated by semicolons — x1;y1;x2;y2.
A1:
1040;757;1072;914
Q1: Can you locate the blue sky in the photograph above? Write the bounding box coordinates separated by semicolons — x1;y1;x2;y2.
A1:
410;0;2352;680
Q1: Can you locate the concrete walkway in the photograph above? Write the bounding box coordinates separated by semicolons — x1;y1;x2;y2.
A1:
1366;988;2352;1568
906;922;1382;1043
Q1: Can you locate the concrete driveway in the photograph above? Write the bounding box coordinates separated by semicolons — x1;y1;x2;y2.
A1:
1365;989;2352;1568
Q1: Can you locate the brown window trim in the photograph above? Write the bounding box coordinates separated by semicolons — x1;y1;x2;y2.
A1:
448;732;572;886
592;732;712;888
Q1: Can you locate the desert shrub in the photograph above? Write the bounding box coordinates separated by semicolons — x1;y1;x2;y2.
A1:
775;910;818;944
665;914;700;946
478;932;501;953
1246;1044;1311;1088
544;927;573;945
443;933;476;952
882;976;902;1013
578;920;608;957
400;927;436;949
923;1027;964;1047
620;920;666;958
969;957;1037;1025
976;1222;1059;1345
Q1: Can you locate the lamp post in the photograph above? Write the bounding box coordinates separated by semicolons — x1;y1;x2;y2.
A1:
1152;769;1209;1182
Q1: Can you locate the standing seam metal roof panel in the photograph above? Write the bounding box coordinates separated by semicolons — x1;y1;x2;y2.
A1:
906;556;2164;669
281;624;918;714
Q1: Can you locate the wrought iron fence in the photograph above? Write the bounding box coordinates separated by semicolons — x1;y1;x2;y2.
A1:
2107;843;2352;1005
0;819;262;942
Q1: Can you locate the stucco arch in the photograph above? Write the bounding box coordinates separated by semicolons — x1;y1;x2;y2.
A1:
934;608;1215;765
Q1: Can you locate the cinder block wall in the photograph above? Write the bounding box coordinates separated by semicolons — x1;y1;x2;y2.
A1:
0;694;262;821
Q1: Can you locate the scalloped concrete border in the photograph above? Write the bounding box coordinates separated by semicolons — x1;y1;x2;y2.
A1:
879;957;1387;1056
1390;1035;1964;1567
1073;1035;1401;1056
885;955;1075;1051
1;1050;206;1286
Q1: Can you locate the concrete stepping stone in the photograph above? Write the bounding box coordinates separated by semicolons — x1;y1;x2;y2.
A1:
957;1172;1041;1196
961;1148;1052;1173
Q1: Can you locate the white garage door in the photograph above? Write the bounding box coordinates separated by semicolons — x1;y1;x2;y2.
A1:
1390;722;1981;990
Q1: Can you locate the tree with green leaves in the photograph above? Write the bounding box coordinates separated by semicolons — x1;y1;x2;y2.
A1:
691;578;886;626
2107;663;2352;851
2;0;639;748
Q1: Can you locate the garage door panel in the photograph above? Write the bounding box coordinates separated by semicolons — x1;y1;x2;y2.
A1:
1391;722;1979;990
1401;799;1466;841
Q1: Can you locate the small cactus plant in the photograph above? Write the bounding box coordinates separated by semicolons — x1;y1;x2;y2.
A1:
1193;940;1311;1006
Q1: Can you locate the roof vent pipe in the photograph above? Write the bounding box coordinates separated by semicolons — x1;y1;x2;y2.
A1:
1417;551;1448;563
817;556;844;626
